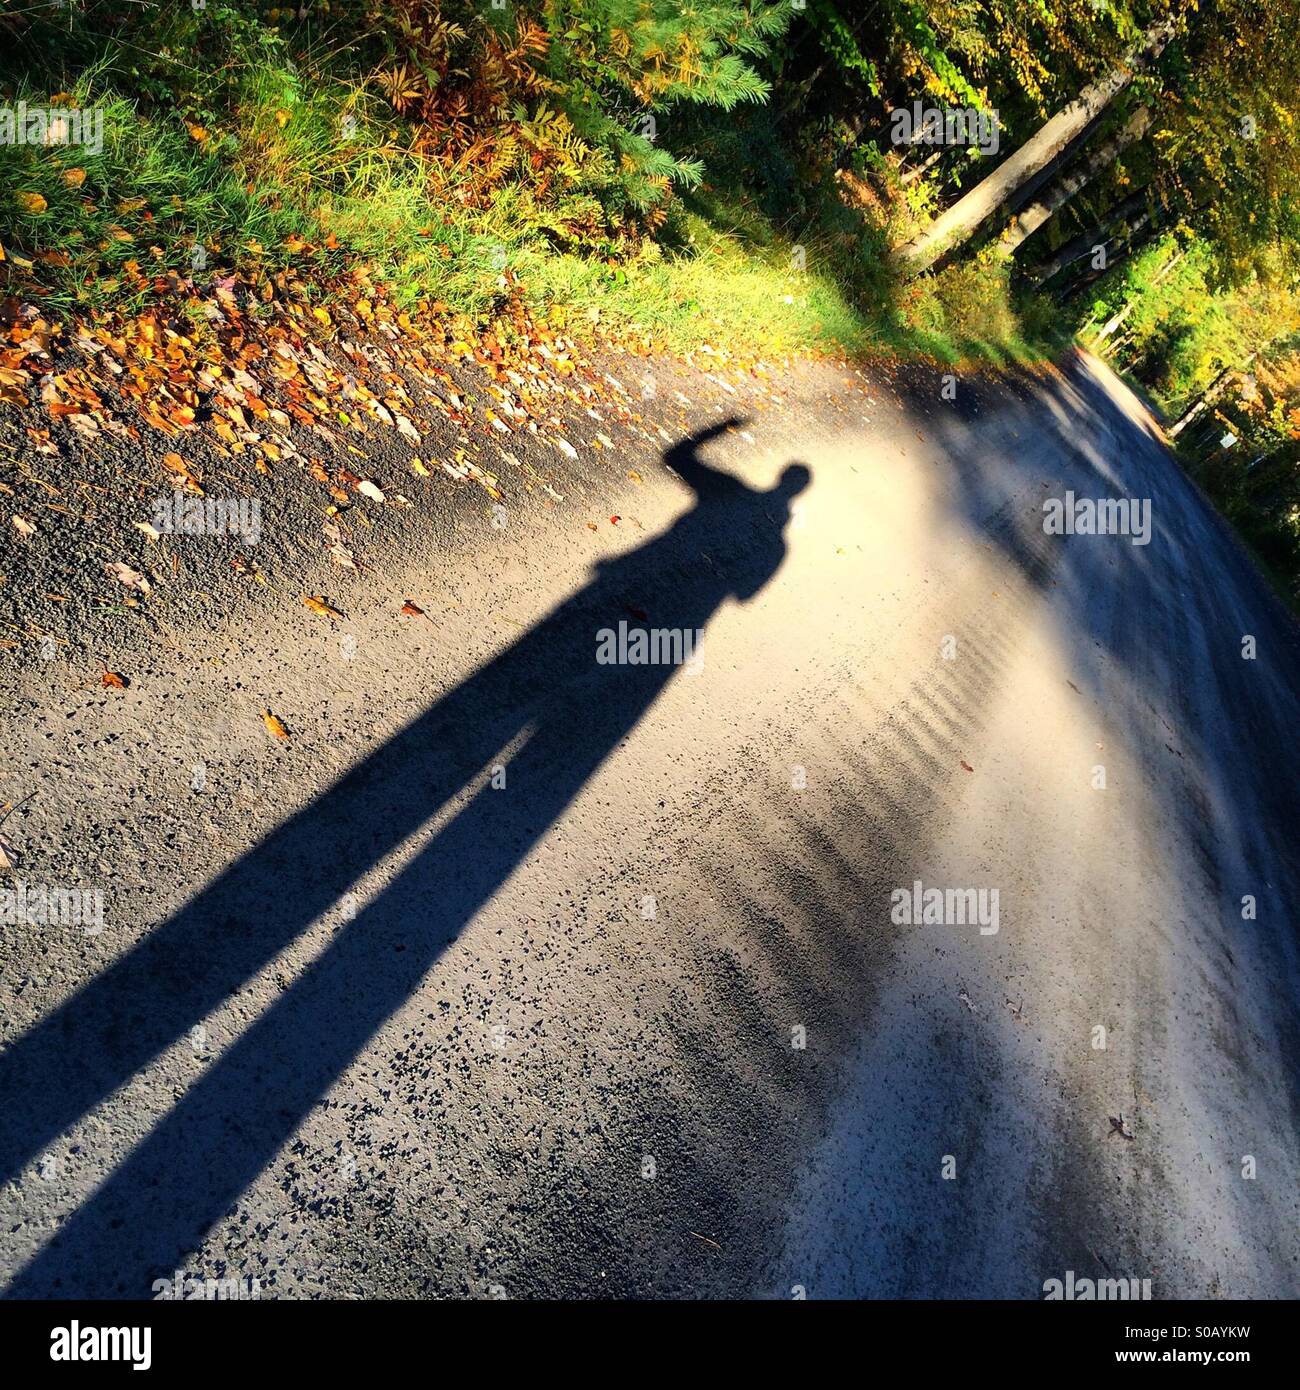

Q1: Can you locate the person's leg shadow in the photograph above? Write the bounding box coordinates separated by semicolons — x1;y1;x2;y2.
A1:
4;420;810;1296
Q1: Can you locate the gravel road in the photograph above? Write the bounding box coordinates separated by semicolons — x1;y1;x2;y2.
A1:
1;346;1297;1298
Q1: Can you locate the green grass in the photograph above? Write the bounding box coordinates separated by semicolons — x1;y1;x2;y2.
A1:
0;57;1061;366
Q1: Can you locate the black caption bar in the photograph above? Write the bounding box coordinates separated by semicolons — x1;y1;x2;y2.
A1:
0;1297;1285;1375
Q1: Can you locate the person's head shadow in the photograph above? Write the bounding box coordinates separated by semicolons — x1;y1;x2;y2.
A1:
2;420;812;1296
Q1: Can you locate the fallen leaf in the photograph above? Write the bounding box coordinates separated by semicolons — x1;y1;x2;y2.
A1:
104;561;151;595
101;671;128;688
133;520;162;541
161;451;203;495
356;479;385;503
261;709;289;741
303;594;344;619
960;760;974;773
15;191;48;215
401;600;426;617
11;514;35;539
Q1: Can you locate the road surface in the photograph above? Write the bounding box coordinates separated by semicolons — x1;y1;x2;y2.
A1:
1;347;1297;1298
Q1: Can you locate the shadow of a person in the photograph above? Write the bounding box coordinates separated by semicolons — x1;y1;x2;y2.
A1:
4;419;809;1296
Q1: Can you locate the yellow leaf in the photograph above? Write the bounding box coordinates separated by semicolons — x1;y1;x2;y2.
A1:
275;109;292;129
16;192;48;215
161;451;204;495
302;594;344;619
261;709;290;741
63;168;86;188
187;123;208;143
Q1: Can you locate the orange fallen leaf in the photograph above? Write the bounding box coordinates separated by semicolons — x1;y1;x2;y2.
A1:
303;594;344;619
161;451;204;494
262;709;289;741
101;671;128;688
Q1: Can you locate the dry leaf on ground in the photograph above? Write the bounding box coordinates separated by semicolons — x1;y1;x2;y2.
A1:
261;709;290;741
104;560;151;595
303;594;344;619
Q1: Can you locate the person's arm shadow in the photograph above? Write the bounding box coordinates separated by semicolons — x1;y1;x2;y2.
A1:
664;418;747;502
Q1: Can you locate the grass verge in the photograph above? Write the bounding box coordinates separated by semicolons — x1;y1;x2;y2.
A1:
0;55;1063;367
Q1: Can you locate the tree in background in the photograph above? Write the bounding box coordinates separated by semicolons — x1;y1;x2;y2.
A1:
368;0;794;243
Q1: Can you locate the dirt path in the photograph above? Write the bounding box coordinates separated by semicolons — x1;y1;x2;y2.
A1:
1;348;1297;1298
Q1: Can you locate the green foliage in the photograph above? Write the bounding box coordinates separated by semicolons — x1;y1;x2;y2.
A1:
356;0;793;242
1081;236;1300;414
1129;1;1300;284
803;1;880;97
